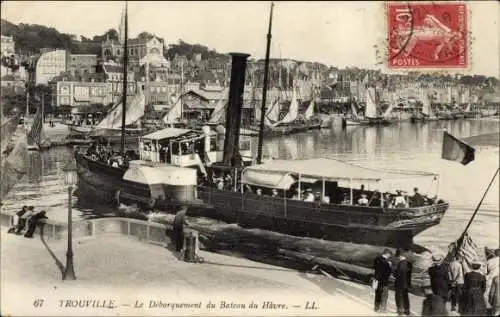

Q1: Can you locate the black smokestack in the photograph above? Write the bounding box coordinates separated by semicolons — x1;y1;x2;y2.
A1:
222;53;250;167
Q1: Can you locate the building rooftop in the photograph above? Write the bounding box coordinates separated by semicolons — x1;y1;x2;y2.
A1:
187;88;224;101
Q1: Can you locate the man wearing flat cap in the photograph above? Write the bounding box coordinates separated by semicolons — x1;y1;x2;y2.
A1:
373;248;393;313
461;261;488;316
428;253;451;302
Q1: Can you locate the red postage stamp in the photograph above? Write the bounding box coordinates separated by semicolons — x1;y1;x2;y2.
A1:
387;2;468;69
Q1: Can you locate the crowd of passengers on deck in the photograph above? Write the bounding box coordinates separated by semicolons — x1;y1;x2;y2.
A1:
85;142;133;169
206;174;437;208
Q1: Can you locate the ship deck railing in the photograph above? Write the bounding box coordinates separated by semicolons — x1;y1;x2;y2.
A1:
198;187;448;228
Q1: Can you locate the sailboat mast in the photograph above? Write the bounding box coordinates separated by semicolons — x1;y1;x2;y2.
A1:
257;1;274;165
120;1;129;156
41;92;44;124
180;59;184;120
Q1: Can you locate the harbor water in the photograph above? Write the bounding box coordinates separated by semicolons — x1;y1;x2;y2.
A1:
1;119;498;257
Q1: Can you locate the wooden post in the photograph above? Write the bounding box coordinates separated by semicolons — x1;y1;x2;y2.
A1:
157;139;160;162
169;140;172;164
379;180;384;208
321;177;325;201
349;178;353;205
283;189;287;217
298;174;301;197
233;168;238;192
434;175;440;205
178;142;182;165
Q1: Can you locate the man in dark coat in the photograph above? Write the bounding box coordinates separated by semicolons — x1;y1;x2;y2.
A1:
422;285;448;316
9;205;28;234
394;249;413;315
373;248;393;313
24;210;48;238
171;209;186;252
461;261;488;316
428;254;451;301
411;187;425;207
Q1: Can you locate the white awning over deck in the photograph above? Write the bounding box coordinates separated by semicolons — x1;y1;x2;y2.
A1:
241;158;439;192
244;158;436;181
141;128;192;141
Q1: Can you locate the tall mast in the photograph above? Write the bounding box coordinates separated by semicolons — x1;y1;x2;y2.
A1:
180;59;184;120
120;1;129;156
257;2;274;165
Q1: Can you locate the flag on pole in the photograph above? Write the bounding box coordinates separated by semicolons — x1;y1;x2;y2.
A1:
445;232;480;274
441;131;475;165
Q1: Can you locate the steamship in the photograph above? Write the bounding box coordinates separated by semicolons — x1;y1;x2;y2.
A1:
75;4;449;249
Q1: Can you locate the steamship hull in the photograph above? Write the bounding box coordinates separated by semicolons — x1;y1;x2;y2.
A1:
198;187;449;248
75;152;126;203
75;152;198;210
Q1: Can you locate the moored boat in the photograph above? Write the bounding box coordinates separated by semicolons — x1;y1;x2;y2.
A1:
199;158;449;248
347;88;393;126
75;126;253;206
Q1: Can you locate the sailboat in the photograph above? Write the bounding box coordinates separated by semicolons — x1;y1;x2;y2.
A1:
412;92;438;122
421;93;439;121
74;2;253;206
301;84;321;130
27;105;51;151
346;88;391;125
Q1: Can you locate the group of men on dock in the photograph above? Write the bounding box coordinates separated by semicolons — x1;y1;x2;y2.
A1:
372;248;500;316
7;205;48;238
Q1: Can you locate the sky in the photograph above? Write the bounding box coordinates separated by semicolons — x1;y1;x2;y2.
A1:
2;1;499;77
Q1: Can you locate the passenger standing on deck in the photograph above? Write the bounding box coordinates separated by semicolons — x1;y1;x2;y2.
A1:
422;285;448;316
357;193;369;206
394;190;407;208
448;253;465;312
461;261;488;316
428;254;451;302
303;188;315;202
373;248;393;313
411;187;425;207
394;249;412;315
357;184;366;202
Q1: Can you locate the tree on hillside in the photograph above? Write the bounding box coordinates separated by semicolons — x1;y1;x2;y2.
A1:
92;28;119;42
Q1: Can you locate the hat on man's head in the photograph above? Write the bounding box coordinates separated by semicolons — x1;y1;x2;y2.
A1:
28;206;34;210
471;261;482;270
432;254;443;262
